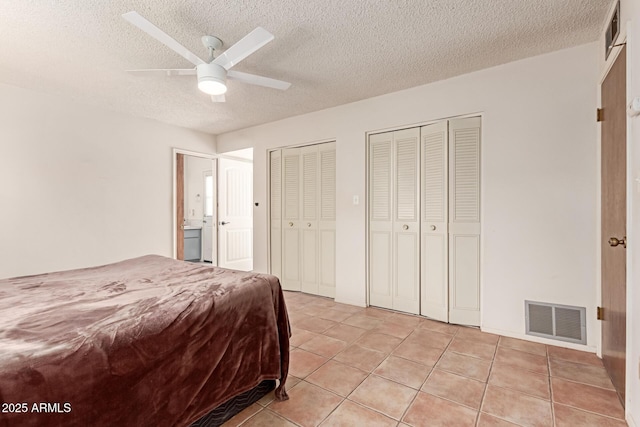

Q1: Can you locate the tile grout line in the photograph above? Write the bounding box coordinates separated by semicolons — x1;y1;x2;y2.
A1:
552;402;628;422
341;320;426;423
547;344;557;427
396;324;461;424
289;307;419;426
474;335;497;427
283;292;626;427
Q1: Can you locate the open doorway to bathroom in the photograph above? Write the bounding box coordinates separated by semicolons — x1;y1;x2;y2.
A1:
174;150;216;264
173;148;253;271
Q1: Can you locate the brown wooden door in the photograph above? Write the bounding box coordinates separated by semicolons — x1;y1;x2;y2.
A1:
176;153;185;260
601;46;626;405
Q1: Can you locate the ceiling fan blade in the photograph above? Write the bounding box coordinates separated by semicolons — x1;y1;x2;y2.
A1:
126;69;196;76
211;95;226;103
122;11;205;66
213;27;274;70
227;70;291;90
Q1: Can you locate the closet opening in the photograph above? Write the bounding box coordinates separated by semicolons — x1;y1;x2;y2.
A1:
366;116;481;326
268;141;336;298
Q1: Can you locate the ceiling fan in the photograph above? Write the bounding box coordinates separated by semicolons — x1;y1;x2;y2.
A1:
122;11;291;102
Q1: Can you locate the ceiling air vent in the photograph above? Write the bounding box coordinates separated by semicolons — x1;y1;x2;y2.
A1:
525;301;586;345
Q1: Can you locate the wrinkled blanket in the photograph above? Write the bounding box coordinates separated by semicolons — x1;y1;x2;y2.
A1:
0;255;290;426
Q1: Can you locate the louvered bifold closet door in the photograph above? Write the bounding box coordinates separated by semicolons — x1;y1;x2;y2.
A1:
393;128;421;314
448;117;481;326
368;129;420;314
318;142;336;298
420;121;449;322
301;145;319;295
269;150;283;279
282;148;302;291
369;132;394;310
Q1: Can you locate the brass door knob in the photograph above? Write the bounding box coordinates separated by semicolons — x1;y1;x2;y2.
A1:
307;223;311;227
289;222;294;227
608;236;626;248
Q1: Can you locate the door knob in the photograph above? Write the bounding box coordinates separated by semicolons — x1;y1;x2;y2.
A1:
403;224;409;230
430;225;436;231
289;222;294;227
608;236;626;248
220;221;231;225
307;223;311;227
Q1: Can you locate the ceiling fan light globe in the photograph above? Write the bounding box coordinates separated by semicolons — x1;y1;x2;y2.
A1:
197;63;228;95
198;79;227;95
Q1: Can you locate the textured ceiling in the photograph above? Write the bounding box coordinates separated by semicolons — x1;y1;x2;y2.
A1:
0;0;611;135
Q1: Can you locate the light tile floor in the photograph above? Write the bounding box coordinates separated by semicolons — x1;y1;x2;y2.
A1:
223;291;627;427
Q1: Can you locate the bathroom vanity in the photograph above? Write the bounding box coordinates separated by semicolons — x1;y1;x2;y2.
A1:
184;226;202;261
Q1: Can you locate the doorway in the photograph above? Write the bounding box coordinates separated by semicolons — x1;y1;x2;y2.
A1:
366;116;481;326
174;151;216;263
600;45;626;405
173;148;254;271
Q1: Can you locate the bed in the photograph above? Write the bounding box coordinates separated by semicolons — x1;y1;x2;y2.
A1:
0;255;290;426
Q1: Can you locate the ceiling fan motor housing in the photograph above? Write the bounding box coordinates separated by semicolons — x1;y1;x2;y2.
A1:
197;63;227;95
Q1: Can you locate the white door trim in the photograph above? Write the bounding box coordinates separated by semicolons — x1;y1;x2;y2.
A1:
172;148;216;260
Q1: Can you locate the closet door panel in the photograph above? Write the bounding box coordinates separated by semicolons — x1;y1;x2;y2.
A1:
269;150;283;279
450;234;480;311
301;146;319;294
448;117;481;326
369;133;393;309
422;234;448;320
319;230;336;297
420;121;449;322
318;142;336;298
392;128;420;314
282;148;302;291
370;231;393;307
301;229;317;291
394;232;419;313
420;121;449;321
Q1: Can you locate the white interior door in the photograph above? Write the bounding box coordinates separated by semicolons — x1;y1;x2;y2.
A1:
448;117;481;326
369;129;420;314
269;150;283;278
218;157;253;271
393;128;420;315
369;132;394;309
301;145;319;294
421;121;449;321
318;142;336;298
203;168;217;263
282;148;302;290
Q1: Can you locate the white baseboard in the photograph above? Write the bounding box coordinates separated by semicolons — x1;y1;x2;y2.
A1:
334;297;366;307
480;326;598;354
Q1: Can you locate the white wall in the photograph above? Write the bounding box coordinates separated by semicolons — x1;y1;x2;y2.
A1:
0;83;216;279
218;43;599;348
185;155;213;227
597;0;640;421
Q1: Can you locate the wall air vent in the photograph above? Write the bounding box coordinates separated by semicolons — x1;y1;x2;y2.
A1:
525;301;586;345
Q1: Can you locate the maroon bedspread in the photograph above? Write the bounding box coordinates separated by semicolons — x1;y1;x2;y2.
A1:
0;255;290;426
